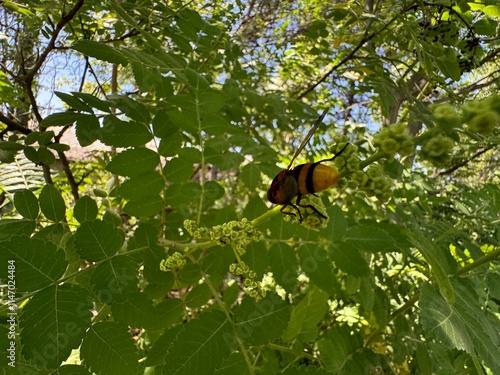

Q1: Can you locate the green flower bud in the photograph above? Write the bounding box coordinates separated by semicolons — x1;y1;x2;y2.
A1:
484;95;500;116
466;111;499;135
432;103;462;129
380;138;399;155
420;135;454;166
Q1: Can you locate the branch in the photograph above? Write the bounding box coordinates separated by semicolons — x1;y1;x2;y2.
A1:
0;113;31;135
436;145;494;177
296;3;416;99
23;0;85;83
57;151;80;200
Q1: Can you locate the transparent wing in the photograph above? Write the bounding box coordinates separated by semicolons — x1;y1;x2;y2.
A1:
286;108;329;170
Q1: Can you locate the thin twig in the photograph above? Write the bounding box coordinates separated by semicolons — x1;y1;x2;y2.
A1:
436;145;494;177
23;0;85;83
296;3;417;99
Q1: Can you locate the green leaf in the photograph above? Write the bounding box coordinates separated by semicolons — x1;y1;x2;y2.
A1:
40;112;88;127
123;195;164;217
20;284;92;368
0;219;35;240
38;146;56;165
112;291;181;329
486;270;500;300
0;236;67;292
39;184;66;222
106;148;160;177
76;115;100;147
47;143;70;152
80;322;139;375
215;352;250;375
166;109;198;134
329;243;370;276
234;294;290;345
201;113;230;136
281;365;332;374
298;244;336;293
483;5;500;17
165;182;202;208
55;364;92;374
152;109;179;138
240;163;261;190
282;288;329;343
343;224;395;252
72;92;111;113
163;158;194;183
161;309;233;375
72;40;129;66
108;95;150;123
420;282;474;352
202;181;225;207
73;196;98;223
74;220;125;262
90;256;138;304
116;171;164;201
317;326;363;373
99;119;153;147
0;140;24;151
198;91;226;113
14;189;39;220
435;48;461;81
158;132;183;156
55;91;93;112
409;230;455;304
268;243;298;292
145;325;184;367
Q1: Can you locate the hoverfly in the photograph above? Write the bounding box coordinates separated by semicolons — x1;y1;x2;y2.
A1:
267;109;349;222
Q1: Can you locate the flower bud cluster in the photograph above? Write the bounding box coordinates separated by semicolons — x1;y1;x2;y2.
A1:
229;261;265;301
463;97;500;135
183;219;208;239
160;251;186;271
210;218;261;256
330;137;359;174
373;123;414;157
431;96;500;136
432;103;462;130
352;165;392;202
419;134;454;166
283;195;329;230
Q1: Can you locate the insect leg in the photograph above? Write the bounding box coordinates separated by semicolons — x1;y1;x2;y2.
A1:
316;143;350;164
295;195;327;219
280;202;303;222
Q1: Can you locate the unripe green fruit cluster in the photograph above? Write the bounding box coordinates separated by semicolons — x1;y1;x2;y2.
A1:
432;96;500;135
210;218;261;255
160;252;186;271
183;218;264;300
432;103;462;129
283;194;328;230
229;261;265;300
373;123;414;157
419;134;454;166
352;165;392;202
330;138;359;173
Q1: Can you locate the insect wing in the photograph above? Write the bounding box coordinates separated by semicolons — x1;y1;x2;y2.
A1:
286;108;329;170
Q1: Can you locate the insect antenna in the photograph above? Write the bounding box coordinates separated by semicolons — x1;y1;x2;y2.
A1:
286;108;330;170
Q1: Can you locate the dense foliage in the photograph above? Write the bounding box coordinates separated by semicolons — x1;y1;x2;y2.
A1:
0;0;499;374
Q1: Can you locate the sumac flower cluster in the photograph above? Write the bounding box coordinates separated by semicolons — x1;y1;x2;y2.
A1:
209;218;261;255
373;122;414;157
352;165;392;202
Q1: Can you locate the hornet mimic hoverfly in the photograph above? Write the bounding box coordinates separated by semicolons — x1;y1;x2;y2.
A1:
267;109;349;222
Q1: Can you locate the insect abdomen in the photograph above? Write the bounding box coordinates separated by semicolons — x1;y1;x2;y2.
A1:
294;163;340;195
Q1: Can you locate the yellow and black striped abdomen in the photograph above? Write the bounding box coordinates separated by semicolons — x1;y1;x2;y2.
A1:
293;163;340;196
